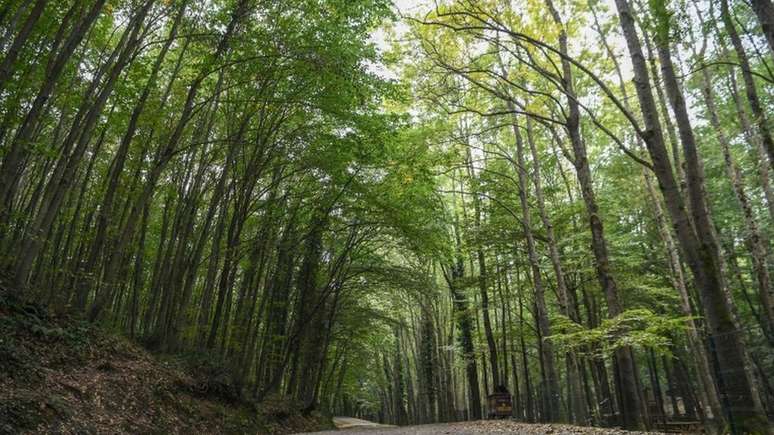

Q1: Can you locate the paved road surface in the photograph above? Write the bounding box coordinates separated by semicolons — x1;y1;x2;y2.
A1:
297;419;664;434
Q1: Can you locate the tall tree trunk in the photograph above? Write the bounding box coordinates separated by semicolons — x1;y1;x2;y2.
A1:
207;201;241;349
445;212;482;420
641;34;685;192
129;203;149;339
503;269;524;420
525;116;588;424
646;349;666;426
89;0;249;321
697;61;774;342
749;0;774;58
465;149;500;389
419;304;438;423
292;205;331;409
14;0;154;290
0;0;48;94
719;0;774;170
258;204;298;396
0;0;107;234
515;263;535;423
613;0;768;430
195;197;227;347
538;0;644;426
510;115;560;422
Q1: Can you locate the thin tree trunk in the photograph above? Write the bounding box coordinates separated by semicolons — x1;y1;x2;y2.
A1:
749;0;774;58
465;149;500;389
516;265;535;423
719;0;774;170
14;0;154;290
446;207;482;420
525;115;588;424
613;0;768;429
697;61;774;342
510;115;560;422
129;204;149;339
89;0;249;321
0;0;48;94
0;0;107;233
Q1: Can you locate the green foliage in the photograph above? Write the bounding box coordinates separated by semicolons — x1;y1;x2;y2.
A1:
1;0;772;429
548;309;694;357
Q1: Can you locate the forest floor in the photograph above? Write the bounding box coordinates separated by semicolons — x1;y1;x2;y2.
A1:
0;290;332;434
300;419;668;434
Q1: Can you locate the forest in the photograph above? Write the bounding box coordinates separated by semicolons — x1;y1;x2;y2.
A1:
0;0;772;433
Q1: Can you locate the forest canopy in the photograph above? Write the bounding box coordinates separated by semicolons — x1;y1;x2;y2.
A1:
0;0;772;433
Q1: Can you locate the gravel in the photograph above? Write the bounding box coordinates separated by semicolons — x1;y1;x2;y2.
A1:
296;420;668;435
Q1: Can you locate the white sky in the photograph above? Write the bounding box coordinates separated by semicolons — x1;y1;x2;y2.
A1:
371;0;635;81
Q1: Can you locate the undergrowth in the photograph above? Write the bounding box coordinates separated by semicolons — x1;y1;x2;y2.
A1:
0;289;331;434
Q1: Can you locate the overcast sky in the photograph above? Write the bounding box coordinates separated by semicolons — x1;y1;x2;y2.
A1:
373;0;636;81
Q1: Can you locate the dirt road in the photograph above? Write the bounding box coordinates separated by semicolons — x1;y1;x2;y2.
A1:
331;417;396;430
297;419;665;434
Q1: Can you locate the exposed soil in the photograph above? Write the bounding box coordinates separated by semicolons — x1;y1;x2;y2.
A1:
0;291;332;434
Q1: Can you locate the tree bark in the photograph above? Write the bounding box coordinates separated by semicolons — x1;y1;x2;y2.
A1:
525;115;588;425
0;0;107;234
719;0;774;170
697;60;774;342
465;148;501;390
540;0;644;426
0;0;48;94
612;0;768;429
749;0;774;58
510;115;561;422
445;210;482;420
14;0;154;290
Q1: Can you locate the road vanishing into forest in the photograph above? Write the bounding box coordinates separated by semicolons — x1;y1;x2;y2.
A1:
297;418;665;434
5;0;774;433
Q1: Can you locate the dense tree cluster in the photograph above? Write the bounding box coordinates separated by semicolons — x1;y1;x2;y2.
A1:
0;0;443;411
0;0;772;434
341;1;773;433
